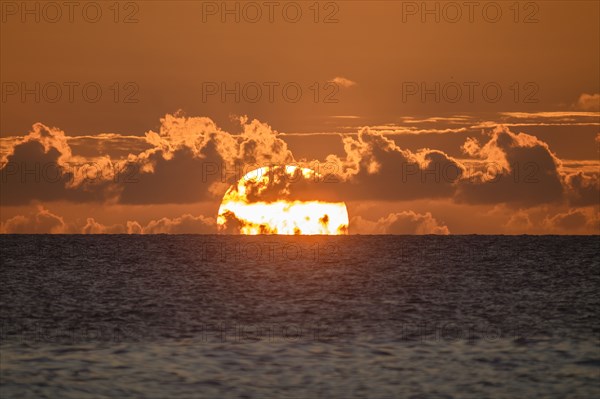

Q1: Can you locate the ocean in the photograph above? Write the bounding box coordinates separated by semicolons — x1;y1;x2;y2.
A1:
1;235;599;398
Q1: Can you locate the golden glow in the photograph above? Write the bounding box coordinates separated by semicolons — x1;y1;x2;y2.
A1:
217;166;348;235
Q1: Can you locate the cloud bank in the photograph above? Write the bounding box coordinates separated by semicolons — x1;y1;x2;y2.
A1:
1;113;598;234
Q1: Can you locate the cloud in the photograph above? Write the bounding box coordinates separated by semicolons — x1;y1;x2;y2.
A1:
499;111;599;119
545;210;587;231
574;93;600;111
504;210;534;233
67;134;151;159
82;218;127;234
119;114;295;204
543;209;599;234
359;126;468;135
2;116;595;236
401;116;473;124
1;116;597;223
126;221;143;234
141;214;215;234
455;126;565;206
331;76;357;88
0;113;295;205
1;206;68;234
350;211;449;234
1;207;216;234
81;214;216;234
0;123;124;205
471;121;600;129
326;127;465;201
563;172;600;206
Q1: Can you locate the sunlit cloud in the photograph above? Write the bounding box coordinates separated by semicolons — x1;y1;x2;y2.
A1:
351;211;449;235
471;121;600;129
364;126;468;135
574;93;600;111
499;111;600;119
400;116;474;124
330;76;357;88
543;209;599;234
1;206;67;234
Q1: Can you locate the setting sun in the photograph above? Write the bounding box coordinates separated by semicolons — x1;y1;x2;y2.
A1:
217;166;349;235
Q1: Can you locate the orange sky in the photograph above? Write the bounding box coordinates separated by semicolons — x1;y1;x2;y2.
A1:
1;1;598;234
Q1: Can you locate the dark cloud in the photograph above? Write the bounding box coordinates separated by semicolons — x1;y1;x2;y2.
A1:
217;210;245;234
455;126;565;206
329;128;464;201
564;172;599;207
0;115;296;206
118;146;224;204
0;124;112;205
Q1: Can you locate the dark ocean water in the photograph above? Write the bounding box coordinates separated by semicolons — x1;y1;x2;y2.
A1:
1;235;599;398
